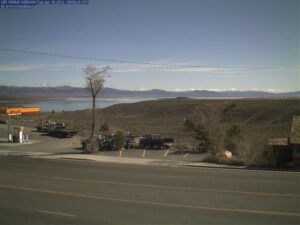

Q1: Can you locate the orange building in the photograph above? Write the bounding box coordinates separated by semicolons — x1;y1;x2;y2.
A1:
0;107;40;115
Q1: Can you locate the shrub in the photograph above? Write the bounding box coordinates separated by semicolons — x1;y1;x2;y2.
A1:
203;155;245;166
193;125;209;152
99;123;110;133
193;109;225;159
224;124;242;154
114;131;124;151
184;119;195;130
255;145;275;167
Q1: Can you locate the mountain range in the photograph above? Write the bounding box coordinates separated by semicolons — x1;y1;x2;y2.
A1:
0;85;299;100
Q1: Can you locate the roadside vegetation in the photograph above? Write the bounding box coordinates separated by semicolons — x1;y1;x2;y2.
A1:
6;98;300;167
185;105;280;167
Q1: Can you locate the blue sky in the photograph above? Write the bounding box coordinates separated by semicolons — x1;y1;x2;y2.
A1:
0;0;299;92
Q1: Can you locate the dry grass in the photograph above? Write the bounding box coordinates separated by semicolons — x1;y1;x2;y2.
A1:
5;98;300;158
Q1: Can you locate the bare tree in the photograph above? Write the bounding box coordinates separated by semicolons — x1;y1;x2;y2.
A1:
195;108;224;160
84;64;110;152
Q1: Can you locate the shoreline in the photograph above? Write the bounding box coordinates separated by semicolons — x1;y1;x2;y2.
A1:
1;96;299;113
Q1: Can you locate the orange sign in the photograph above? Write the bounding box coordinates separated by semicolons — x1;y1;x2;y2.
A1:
0;107;40;115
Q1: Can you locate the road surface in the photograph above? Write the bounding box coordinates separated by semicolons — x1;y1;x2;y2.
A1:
0;156;299;224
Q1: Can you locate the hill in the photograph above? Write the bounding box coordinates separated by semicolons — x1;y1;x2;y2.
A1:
0;85;299;100
9;98;300;166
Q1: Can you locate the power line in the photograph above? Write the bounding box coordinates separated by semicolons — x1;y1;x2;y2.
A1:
0;47;279;69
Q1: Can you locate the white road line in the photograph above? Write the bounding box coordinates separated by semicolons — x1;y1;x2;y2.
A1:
36;209;77;217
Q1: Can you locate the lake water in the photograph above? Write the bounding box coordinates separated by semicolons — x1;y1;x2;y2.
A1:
0;98;153;112
0;96;245;112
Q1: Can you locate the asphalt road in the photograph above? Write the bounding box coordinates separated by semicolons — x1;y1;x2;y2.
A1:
0;156;299;225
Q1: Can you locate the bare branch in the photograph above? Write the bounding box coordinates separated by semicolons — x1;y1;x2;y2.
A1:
84;64;110;98
83;64;110;152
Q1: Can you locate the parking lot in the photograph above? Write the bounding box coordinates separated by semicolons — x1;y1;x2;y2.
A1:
0;124;208;163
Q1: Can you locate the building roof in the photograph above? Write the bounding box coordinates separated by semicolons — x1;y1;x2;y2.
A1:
290;116;300;144
0;107;40;115
268;137;289;146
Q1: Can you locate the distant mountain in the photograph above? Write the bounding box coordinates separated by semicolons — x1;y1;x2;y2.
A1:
0;85;299;100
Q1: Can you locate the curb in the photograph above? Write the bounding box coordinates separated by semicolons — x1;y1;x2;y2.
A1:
184;163;246;169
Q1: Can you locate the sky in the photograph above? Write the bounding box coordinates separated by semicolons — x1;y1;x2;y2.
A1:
0;0;299;92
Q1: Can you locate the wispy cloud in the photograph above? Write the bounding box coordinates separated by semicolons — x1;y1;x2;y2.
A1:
0;65;37;72
104;59;228;73
162;67;223;73
169;87;293;93
0;63;74;72
0;60;297;75
104;59;295;74
252;88;291;93
171;88;238;92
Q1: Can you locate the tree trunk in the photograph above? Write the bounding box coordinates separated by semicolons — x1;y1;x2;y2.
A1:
89;96;96;152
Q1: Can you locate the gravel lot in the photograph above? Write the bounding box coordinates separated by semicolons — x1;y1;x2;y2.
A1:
0;124;207;162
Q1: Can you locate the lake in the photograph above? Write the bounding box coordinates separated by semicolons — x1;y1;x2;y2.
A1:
0;98;153;112
0;96;246;112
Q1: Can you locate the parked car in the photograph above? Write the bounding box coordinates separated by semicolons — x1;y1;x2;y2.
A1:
0;119;6;124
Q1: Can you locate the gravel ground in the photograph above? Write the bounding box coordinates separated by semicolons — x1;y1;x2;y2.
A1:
0;124;207;162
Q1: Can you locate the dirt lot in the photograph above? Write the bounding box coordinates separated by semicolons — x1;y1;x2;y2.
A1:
0;124;81;154
1;95;299;166
0;124;207;162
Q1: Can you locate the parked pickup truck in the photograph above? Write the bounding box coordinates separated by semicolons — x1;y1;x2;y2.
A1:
47;125;77;138
36;121;65;132
139;134;174;149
